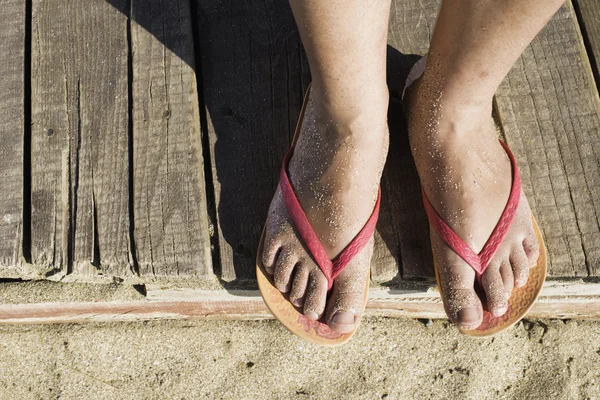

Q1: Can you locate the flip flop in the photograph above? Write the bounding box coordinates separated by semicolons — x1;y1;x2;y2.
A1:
256;84;381;346
403;57;547;336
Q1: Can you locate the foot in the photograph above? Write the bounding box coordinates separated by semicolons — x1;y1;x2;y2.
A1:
261;84;389;333
405;63;541;330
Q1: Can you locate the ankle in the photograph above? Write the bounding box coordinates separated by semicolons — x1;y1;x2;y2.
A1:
408;76;493;143
309;84;389;145
419;50;503;105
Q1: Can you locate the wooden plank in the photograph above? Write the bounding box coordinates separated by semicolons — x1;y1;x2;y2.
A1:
31;0;131;277
385;0;445;280
0;0;24;274
2;280;600;324
574;0;600;85
373;94;432;281
195;1;311;281
372;99;432;282
130;0;213;277
495;2;600;277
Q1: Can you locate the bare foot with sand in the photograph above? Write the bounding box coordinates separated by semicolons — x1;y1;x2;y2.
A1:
261;84;388;333
404;61;541;329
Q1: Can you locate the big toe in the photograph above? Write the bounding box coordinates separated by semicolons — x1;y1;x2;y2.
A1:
445;287;483;329
325;259;370;334
437;257;483;329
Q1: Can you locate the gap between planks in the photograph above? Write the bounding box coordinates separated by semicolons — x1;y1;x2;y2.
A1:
2;281;600;324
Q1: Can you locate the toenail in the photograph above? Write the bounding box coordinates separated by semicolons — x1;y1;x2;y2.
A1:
492;306;508;317
331;311;355;326
277;284;290;293
291;298;303;307
457;307;480;325
305;311;318;320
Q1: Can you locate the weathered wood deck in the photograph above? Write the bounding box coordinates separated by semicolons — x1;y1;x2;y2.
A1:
1;0;600;323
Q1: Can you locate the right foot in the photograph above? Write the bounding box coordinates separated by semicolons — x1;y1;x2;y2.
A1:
405;60;541;329
261;84;389;333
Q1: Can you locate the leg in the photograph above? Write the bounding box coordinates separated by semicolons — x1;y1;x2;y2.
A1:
261;0;391;332
406;0;564;328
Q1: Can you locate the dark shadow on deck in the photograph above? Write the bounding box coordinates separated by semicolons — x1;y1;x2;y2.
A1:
105;0;433;283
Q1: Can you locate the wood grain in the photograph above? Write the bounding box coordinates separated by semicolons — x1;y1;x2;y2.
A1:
195;0;311;282
0;0;24;275
130;0;213;277
31;0;131;277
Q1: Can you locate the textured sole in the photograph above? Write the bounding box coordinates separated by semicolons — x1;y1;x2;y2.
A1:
433;215;547;337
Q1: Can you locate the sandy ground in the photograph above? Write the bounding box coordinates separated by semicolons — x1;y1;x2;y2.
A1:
0;318;599;400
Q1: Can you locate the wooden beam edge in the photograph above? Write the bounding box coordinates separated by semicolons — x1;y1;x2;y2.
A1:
1;281;600;324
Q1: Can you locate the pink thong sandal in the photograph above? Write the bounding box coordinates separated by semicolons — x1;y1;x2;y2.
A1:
256;84;381;346
404;57;547;336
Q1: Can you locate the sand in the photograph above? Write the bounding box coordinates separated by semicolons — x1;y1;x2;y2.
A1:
0;318;599;399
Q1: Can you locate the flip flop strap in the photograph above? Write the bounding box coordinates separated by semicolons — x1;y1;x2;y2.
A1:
421;139;521;278
280;145;381;290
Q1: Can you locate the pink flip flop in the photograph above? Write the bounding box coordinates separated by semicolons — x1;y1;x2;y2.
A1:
403;57;547;336
256;84;381;346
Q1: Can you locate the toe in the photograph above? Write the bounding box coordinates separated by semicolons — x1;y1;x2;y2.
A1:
499;262;514;296
261;238;281;275
447;288;483;329
523;236;541;267
325;261;370;334
510;249;530;288
482;266;509;317
273;248;297;293
437;257;483;329
303;271;328;320
289;262;310;307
